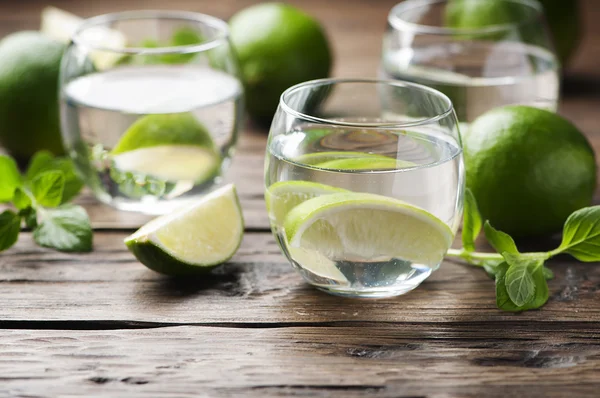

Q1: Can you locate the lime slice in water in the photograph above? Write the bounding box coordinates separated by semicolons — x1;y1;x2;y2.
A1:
113;145;220;183
125;183;244;275
265;181;347;225
295;151;392;166
284;192;454;267
112;113;215;154
316;157;415;170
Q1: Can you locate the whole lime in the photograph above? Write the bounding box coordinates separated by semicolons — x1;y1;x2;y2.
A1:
0;31;66;162
464;105;597;238
445;0;581;65
229;3;332;123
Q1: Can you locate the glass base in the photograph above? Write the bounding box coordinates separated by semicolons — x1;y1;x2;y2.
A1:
315;283;423;298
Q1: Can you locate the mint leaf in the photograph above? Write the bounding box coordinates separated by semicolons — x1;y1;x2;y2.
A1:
26;151;83;203
503;254;538;306
495;262;521;312
12;187;32;210
31;171;65;208
33;204;92;252
462;188;482;252
556;206;600;262
484;221;519;255
495;257;549;312
19;207;37;229
0;210;21;251
543;266;554;280
0;155;21;202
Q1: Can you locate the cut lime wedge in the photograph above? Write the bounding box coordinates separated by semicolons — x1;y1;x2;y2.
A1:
113;145;220;183
289;247;348;283
284;192;454;267
41;6;126;69
265;181;347;225
125;184;244;275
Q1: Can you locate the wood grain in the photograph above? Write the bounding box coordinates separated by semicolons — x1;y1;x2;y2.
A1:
0;325;599;397
1;231;599;325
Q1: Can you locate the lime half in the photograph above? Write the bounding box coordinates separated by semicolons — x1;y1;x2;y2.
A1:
265;181;346;225
125;184;244;275
284;192;453;267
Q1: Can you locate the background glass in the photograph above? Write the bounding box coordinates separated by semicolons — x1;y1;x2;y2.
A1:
60;11;243;214
265;79;464;298
381;0;560;124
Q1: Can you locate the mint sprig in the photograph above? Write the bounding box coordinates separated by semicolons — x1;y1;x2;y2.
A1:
0;151;92;253
447;188;600;312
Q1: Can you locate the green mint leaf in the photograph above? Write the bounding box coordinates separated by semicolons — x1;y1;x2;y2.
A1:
543;266;554;280
527;265;550;310
495;262;521;312
12;187;32;210
484;221;519;255
33;204;92;252
26;151;83;204
31;171;65;208
503;256;537;306
0;155;21;202
556;206;600;262
462;188;482;252
0;210;21;252
19;207;37;229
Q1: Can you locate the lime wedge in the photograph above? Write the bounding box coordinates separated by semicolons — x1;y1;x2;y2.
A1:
112;113;215;155
113;145;220;182
265;181;347;225
316;157;415;170
41;6;126;69
125;184;244;275
284;192;454;267
289;247;348;283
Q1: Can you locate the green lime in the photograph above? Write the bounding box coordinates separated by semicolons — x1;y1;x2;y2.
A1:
445;0;580;64
112;113;215;154
0;32;65;162
539;0;581;65
125;184;244;275
464;105;596;238
229;3;332;122
284;192;454;267
265;180;346;225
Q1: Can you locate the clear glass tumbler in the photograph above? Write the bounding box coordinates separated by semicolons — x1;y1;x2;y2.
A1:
265;79;464;298
381;0;560;124
59;11;244;214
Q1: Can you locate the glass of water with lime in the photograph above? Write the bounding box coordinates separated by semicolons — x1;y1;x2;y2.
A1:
265;79;464;298
381;0;560;124
59;11;243;214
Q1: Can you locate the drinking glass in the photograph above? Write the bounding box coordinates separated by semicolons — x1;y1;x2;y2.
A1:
59;11;243;214
265;78;464;298
381;0;560;124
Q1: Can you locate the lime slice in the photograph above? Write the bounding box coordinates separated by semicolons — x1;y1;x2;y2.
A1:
284;192;454;267
316;157;415;170
112;113;215;155
41;6;126;69
113;145;220;182
295;151;391;166
265;181;346;225
125;183;244;275
289;247;348;283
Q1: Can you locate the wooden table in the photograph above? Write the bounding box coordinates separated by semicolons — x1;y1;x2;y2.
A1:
1;0;599;397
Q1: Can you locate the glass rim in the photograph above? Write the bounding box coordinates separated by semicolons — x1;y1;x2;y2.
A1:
279;78;455;128
388;0;544;36
71;10;229;55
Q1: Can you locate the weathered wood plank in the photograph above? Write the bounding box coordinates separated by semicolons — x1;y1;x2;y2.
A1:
0;231;599;324
0;325;599;397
